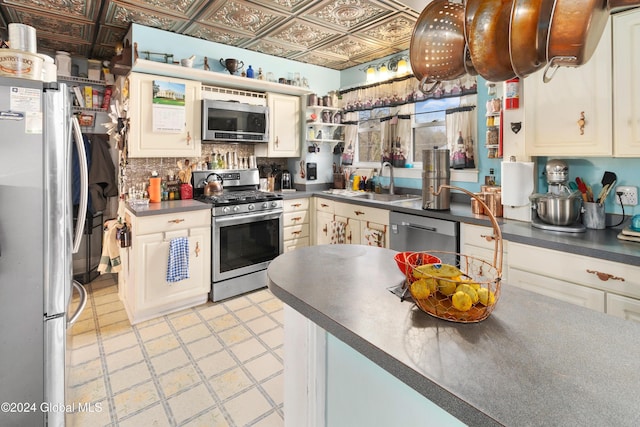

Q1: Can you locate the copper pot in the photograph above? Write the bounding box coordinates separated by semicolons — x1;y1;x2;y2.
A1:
410;0;466;93
542;0;609;82
469;0;516;82
204;173;224;196
508;0;555;78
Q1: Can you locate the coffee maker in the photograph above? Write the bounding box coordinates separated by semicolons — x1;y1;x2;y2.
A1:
281;170;292;190
530;159;585;232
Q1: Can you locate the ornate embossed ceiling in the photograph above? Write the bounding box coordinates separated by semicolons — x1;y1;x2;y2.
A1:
0;0;423;70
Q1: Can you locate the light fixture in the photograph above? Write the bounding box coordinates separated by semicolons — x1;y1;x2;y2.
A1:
396;58;408;75
366;65;376;83
377;64;389;81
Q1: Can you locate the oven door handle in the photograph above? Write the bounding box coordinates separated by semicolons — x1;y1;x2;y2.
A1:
215;210;283;226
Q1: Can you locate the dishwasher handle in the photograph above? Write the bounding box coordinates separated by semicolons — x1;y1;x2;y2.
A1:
400;221;438;233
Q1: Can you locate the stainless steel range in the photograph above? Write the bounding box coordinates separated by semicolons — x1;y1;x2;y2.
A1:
192;168;283;302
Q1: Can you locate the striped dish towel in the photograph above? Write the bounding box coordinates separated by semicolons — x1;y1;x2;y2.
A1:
166;237;190;283
364;227;384;247
330;220;346;244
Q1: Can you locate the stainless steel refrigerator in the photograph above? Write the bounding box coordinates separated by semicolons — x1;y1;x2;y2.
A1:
0;76;88;426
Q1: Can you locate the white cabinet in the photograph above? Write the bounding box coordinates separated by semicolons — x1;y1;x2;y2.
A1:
524;19;612;156
460;222;508;282
334;202;389;247
315;198;337;245
283;198;310;252
119;209;211;324
613;8;640;156
507;241;640;321
255;92;301;157
127;72;202;158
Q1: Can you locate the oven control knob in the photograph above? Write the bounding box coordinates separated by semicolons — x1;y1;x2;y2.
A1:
222;207;230;214
233;206;240;212
271;202;279;208
248;204;255;211
262;202;268;209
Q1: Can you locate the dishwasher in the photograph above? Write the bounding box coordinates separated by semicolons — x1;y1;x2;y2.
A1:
389;211;459;253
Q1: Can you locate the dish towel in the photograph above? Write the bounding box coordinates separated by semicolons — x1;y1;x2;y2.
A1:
167;237;190;283
364;227;385;247
97;220;123;274
330;220;346;244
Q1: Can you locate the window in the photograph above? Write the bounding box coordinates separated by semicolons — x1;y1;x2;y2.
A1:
355;108;389;163
412;98;461;163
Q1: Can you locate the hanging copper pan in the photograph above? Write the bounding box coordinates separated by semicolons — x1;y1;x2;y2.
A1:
463;0;482;76
410;0;466;93
469;0;516;82
543;0;609;82
508;0;555;78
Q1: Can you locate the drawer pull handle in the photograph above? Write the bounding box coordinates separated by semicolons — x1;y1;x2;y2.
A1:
292;203;302;208
586;269;625;282
323;225;328;235
292;231;301;236
577;111;585;135
481;234;496;242
195;242;200;257
168;219;185;224
186;131;191;145
292;216;302;221
354;210;365;216
321;203;329;208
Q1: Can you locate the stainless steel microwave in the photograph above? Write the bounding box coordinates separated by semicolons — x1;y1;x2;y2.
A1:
202;99;269;143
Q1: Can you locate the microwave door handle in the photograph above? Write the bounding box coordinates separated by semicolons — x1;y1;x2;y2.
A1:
71;117;89;254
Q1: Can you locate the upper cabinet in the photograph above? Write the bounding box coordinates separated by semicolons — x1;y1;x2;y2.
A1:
255;92;301;158
613;9;640;157
524;19;612;156
127;72;202;158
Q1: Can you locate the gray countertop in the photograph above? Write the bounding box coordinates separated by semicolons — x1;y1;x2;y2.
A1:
268;244;640;427
125;199;211;216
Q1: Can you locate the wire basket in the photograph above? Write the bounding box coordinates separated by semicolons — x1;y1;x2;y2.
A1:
405;185;503;323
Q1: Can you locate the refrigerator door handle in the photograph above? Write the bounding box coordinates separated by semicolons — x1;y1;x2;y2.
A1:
67;280;87;327
71;116;88;254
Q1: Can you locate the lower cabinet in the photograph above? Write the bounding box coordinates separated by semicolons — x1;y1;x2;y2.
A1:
507;241;640;320
119;209;211;324
460;223;508;282
283;198;310;252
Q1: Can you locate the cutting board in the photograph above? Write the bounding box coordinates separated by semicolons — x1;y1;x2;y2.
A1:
620;226;640;237
617;232;640;243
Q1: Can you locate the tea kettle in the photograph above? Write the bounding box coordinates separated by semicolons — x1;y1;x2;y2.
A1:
204;173;224;196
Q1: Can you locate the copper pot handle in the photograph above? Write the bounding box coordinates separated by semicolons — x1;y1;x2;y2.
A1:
542;56;578;83
419;76;441;95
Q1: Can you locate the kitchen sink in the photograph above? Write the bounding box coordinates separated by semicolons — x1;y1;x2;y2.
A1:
353;193;422;203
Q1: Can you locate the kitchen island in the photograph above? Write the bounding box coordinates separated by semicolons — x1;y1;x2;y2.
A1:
268;244;640;426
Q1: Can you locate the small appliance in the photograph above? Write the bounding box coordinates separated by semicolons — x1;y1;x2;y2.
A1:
281;170;292;190
422;147;451;210
530;159;586;232
202;99;268;142
306;163;317;180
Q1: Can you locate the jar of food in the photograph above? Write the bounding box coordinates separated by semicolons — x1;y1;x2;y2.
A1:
55;51;71;76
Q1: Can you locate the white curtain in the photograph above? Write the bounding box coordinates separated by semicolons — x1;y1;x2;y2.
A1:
445;107;477;168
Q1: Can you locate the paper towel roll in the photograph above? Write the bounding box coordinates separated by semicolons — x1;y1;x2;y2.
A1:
501;161;534;206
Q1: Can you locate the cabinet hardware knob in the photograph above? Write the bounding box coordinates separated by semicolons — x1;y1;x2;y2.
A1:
321;203;329;208
186;131;191;145
195;242;200;257
577;112;585;135
275;136;279;147
292;216;302;221
347;231;352;243
354;210;365;216
322;225;328;234
586;269;625;282
292;231;301;236
168;219;185;224
292;203;302;207
481;234;495;242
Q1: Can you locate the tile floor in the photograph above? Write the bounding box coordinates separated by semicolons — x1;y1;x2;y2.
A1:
66;273;284;427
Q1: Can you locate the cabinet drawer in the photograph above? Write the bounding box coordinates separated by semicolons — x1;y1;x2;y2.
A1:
284;237;310;252
133;210;210;236
284;198;309;212
461;223;502;250
509;242;640;299
316;198;336;213
607;293;640;322
284;210;309;227
284;224;309;241
335;202;389;224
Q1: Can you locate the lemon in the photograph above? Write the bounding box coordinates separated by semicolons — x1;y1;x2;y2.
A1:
456;283;479;304
437;279;458;296
414;263;462;279
452;290;473;312
477;288;496;306
410;279;431;299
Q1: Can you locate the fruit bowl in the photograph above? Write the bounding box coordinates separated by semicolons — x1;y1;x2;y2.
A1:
405;251;501;323
394;252;441;276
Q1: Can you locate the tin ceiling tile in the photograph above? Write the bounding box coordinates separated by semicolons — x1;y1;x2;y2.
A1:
1;0;99;20
199;0;287;36
114;0;210;18
267;18;340;49
357;12;415;46
37;38;91;57
302;0;394;31
244;38;303;58
183;22;252;46
104;1;186;31
247;0;316;14
293;49;350;68
4;8;93;41
315;35;379;60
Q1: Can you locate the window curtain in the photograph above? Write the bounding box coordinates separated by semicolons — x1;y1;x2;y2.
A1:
445;106;477;169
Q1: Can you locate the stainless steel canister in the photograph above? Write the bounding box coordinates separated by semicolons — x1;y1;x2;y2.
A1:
422;148;450;210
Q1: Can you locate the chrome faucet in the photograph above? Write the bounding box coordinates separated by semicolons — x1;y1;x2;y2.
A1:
380;161;395;195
